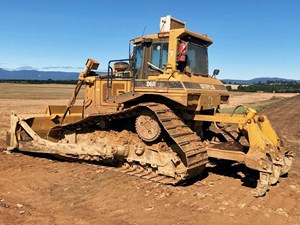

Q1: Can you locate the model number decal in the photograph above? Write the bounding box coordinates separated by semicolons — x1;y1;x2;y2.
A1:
146;81;156;87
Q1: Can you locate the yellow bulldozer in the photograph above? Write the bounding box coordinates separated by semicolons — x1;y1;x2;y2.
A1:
6;16;293;196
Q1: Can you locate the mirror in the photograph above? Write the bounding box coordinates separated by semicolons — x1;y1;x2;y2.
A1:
213;69;220;76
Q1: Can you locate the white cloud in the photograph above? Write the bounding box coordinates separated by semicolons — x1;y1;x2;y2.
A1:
42;66;84;70
16;66;38;70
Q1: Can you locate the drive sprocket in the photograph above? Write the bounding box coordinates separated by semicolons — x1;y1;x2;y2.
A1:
135;113;161;142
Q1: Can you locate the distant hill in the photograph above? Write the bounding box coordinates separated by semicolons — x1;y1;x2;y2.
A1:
1;68;299;84
222;77;299;84
0;68;78;80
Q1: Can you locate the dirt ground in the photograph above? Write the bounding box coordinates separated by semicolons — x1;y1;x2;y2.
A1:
0;91;299;225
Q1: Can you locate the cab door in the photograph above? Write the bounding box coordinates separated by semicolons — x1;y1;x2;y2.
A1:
134;40;169;79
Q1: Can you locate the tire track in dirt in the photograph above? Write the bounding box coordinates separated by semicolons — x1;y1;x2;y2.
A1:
0;95;299;225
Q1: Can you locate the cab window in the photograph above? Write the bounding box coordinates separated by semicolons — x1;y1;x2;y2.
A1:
135;45;144;78
187;43;208;75
151;43;168;69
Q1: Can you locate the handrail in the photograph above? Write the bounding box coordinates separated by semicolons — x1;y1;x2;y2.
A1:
106;59;131;99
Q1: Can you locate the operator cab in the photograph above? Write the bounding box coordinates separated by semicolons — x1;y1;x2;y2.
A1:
132;15;212;79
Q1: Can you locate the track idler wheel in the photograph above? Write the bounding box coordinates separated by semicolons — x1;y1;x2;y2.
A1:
135;113;161;142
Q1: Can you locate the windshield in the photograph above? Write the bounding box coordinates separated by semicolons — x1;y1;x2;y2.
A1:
187;43;208;75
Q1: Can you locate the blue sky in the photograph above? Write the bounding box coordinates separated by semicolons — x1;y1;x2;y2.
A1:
0;0;299;80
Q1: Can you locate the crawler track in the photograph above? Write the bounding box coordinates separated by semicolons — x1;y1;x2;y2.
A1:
49;102;209;184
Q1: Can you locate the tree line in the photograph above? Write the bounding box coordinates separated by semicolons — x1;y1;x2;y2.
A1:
227;83;300;93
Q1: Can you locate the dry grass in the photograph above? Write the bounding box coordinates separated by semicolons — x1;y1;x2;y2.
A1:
222;92;298;109
220;97;287;114
0;83;84;99
0;83;83;146
220;92;298;114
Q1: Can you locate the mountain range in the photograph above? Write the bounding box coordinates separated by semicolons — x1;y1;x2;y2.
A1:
0;68;298;84
0;68;78;80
